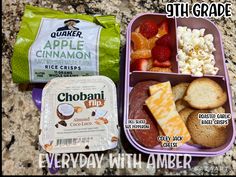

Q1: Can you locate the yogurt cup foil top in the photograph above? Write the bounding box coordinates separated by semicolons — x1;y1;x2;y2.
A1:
39;76;119;153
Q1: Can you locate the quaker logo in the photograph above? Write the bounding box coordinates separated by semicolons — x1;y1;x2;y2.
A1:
51;19;82;38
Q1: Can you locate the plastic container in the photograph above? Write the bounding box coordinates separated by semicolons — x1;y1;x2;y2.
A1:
39;76;119;153
124;13;235;157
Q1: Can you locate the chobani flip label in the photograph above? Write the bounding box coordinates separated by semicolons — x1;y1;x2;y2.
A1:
29;18;101;82
39;76;119;153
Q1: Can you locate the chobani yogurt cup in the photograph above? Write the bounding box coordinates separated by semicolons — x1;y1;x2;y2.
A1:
39;76;119;153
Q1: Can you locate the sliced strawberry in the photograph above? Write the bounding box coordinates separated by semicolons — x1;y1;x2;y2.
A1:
130;58;149;72
151;45;171;62
157;20;169;38
155;34;171;47
153;60;171;68
140;20;158;39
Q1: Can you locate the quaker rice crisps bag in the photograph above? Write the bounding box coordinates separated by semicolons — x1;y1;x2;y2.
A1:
11;5;120;83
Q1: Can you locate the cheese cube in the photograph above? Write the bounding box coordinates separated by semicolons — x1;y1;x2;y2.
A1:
146;82;191;147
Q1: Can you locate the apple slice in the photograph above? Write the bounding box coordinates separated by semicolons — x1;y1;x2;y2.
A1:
153;60;171;68
130;58;150;72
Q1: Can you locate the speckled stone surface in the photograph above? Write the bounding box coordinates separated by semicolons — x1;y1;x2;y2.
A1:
2;0;236;175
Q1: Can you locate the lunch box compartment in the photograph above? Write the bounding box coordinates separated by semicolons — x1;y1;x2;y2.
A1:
125;72;235;156
176;17;226;77
124;13;235;157
128;13;178;73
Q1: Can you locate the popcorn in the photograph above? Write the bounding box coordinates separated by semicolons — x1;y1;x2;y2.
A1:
183;44;193;54
192;29;201;37
204;34;214;42
177;26;219;76
178;50;187;61
198;37;205;48
194;71;204;77
199;29;205;36
178;39;184;48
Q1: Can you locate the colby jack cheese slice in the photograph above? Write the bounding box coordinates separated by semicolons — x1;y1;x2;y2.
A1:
146;81;191;147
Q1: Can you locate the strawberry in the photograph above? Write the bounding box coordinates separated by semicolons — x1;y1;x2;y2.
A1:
157;20;169;38
153;60;171;68
130;58;149;72
151;45;171;62
140;20;158;39
155;34;171;47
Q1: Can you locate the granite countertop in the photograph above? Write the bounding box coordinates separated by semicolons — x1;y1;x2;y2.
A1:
2;0;236;175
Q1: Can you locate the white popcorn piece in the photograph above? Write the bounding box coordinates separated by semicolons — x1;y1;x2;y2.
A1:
183;44;193;54
199;29;205;37
209;54;214;60
178;50;187;61
192;37;201;47
182;35;192;44
212;68;219;75
204;34;214;42
191;51;198;58
178;39;184;48
198;50;208;60
190;58;200;66
210;59;216;65
192;29;201;38
198;37;205;48
182;69;191;74
178;60;185;67
194;71;204;77
186;28;191;33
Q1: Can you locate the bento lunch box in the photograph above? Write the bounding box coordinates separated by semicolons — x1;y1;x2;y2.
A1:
123;13;236;157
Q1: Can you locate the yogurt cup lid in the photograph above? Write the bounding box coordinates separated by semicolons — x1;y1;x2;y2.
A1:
39;76;119;153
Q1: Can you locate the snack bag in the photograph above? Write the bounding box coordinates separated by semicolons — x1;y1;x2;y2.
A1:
11;5;120;83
